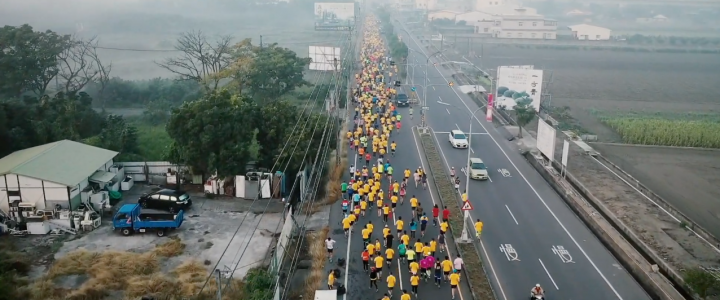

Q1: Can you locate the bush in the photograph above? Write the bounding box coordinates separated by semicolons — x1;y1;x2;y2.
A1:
601;117;720;148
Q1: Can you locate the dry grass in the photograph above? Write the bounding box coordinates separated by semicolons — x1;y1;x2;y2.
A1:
24;237;238;300
302;226;330;300
153;237;186;257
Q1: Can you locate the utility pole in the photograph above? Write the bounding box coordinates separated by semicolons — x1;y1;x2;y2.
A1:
260;35;263;49
215;269;223;300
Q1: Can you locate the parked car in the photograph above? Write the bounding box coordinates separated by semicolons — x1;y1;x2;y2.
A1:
138;189;192;213
469;157;489;180
449;130;469;148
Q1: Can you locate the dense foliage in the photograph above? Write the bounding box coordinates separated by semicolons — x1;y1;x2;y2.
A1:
1;23;331;170
377;10;409;61
165;90;335;177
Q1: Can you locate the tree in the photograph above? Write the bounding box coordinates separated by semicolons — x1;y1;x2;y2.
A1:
84;115;140;161
165;90;256;177
246;43;311;101
684;267;719;299
0;24;71;97
156;31;234;92
253;100;301;169
513;97;536;138
496;86;509;96
502;89;515;98
276;113;336;174
57;36;106;94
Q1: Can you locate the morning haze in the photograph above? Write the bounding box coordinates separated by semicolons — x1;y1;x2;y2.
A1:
0;0;323;79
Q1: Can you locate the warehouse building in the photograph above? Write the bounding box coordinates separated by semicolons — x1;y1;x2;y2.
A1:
455;6;558;39
568;24;612;41
0;140;119;217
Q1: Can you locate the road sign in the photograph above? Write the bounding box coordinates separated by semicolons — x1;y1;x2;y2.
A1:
461;201;473;211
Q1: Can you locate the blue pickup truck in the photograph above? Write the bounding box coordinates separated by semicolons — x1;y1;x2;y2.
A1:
112;204;184;237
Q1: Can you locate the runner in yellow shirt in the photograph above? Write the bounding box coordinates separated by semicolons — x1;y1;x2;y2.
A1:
386;272;397;297
475;219;484;238
410;274;420;296
450;270;461;299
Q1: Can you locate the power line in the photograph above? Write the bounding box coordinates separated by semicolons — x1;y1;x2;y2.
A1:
95;39;348;52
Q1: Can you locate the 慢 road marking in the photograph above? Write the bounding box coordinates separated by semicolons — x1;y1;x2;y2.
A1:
539;259;559;290
552;245;575;263
421;127;507;300
505;205;518;225
499;244;520;261
402;26;625;300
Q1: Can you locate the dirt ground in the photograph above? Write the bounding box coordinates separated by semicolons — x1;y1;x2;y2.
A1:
451;42;720;141
558;139;720;271
590;143;720;239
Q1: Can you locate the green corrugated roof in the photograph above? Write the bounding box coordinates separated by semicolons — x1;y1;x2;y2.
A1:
0;140;118;187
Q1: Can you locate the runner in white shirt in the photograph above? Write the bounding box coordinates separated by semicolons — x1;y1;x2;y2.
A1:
453;255;464;273
326;237;337;262
349;165;356;178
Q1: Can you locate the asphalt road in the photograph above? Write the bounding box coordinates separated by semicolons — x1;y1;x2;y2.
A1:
326;103;476;300
391;18;653;300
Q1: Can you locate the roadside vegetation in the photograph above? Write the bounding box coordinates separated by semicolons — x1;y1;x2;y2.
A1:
594;111;720;148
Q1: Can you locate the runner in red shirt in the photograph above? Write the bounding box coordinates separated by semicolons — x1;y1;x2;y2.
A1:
442;206;450;222
395;121;401;131
432;204;440;227
365;153;372;165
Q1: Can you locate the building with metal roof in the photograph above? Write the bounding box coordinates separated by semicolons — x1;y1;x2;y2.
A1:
0;140;119;215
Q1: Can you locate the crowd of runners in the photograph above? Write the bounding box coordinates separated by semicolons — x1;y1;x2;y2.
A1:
323;15;473;300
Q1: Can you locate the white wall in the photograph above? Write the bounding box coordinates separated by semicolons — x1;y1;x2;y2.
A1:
5;174;19;190
44;181;69;202
18;176;46;210
574;28;611;40
69;178;89;199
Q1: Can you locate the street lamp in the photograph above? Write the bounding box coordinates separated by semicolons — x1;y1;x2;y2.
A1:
437;100;483;243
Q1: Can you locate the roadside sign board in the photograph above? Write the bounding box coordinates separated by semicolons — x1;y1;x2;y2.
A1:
461;201;473;211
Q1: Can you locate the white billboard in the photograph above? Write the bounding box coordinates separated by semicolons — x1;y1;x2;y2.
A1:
495;67;543;112
309;46;341;71
314;2;356;31
537;118;557;161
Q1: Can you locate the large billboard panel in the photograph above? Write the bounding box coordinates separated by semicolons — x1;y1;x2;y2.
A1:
537;118;557;161
314;2;355;31
495;67;543;112
309;46;341;71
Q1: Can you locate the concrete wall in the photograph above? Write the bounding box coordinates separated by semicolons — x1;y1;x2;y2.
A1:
523;152;687;300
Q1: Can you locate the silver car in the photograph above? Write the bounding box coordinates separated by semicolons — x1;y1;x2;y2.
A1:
469;157;488;180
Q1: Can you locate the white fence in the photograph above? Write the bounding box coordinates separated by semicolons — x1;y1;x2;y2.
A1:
272;207;296;300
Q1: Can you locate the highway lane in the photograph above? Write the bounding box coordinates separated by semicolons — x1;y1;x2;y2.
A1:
334;75;473;300
394;19;652;300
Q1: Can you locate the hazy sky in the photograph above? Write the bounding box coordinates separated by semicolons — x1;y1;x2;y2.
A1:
0;0;339;80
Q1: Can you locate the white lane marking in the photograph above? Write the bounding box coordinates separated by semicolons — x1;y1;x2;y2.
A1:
470;148;475;154
404;29;625;300
392;212;404;290
433;86;436;90
505;205;518;225
455;124;461;130
446;108;451;115
343;225;352;300
539;259;559;290
434;132;488;135
411;127;470;300
591;156;720;254
423;127;508;300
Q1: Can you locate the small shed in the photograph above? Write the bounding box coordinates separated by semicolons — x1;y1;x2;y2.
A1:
568;24;611;41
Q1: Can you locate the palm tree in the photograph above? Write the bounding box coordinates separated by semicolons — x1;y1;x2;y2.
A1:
513;97;536;138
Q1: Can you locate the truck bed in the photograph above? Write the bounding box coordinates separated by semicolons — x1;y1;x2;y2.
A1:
134;210;184;228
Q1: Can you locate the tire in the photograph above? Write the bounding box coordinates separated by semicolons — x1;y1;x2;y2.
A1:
157;229;166;237
121;228;132;236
